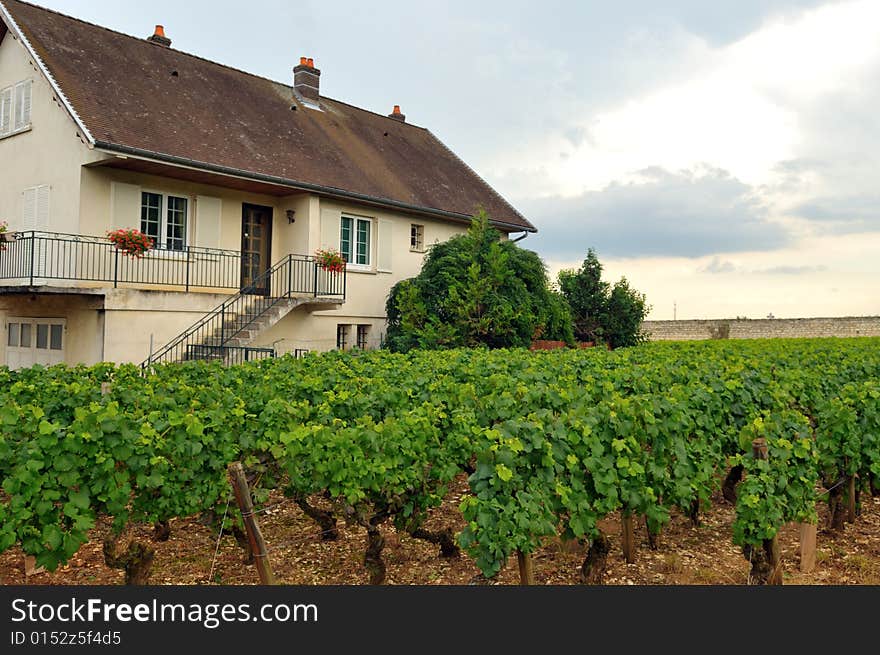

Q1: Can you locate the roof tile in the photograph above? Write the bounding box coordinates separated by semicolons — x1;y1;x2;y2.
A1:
1;0;535;231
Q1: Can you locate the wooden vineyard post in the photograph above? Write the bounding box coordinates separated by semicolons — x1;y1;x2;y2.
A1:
799;522;817;573
24;555;45;577
516;550;535;585
228;461;276;585
621;513;635;564
847;475;857;523
751;438;782;585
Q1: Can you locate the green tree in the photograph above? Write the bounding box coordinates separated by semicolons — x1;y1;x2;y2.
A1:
602;277;650;348
385;212;573;352
558;249;650;348
557;249;608;343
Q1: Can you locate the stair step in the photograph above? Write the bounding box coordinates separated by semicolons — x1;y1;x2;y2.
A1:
152;277;329;365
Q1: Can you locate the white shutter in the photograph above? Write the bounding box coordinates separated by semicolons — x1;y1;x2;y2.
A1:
0;87;11;135
110;182;141;230
195;196;222;248
377;219;393;273
23;186;48;276
13;81;31;131
23;187;37;229
21;81;32;128
320;208;340;251
36;185;49;230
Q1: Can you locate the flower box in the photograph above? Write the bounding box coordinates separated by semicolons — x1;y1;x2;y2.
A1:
107;228;154;258
315;247;346;273
0;221;14;251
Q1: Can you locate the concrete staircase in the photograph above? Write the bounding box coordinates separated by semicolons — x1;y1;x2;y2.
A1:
144;254;346;367
194;295;337;350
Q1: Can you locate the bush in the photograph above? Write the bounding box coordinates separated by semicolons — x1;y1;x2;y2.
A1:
385;212;573;353
558;249;650;349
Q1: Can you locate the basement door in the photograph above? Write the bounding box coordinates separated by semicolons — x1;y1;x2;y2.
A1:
241;204;273;296
6;318;66;370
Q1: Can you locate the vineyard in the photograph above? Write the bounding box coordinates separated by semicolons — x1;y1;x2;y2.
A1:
1;337;878;585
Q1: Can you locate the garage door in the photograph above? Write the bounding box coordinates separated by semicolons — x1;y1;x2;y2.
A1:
6;318;66;370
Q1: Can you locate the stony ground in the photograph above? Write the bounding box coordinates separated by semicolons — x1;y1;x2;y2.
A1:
2;477;878;586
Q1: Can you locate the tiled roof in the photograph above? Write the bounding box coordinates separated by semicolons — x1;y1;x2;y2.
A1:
1;0;536;231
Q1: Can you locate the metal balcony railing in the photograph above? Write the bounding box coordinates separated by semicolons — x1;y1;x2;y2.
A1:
0;231;247;291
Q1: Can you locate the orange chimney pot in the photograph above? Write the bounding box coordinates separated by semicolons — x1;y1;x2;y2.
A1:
392;105;401;115
153;25;166;38
300;56;308;66
307;58;315;67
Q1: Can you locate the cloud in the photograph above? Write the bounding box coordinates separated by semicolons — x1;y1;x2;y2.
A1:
522;166;790;259
753;264;827;275
791;195;880;230
700;258;738;274
698;259;828;275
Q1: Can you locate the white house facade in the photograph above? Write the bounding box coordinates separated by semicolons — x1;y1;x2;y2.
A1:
0;1;535;369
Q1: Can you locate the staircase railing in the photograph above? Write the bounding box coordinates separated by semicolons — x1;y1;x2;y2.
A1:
143;254;345;367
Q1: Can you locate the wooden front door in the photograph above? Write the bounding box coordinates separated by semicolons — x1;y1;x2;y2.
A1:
241;204;273;295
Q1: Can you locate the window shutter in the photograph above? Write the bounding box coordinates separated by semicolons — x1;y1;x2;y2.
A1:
21;81;32;128
0;87;11;135
23;187;37;229
110;182;141;230
36;184;49;229
14;81;31;131
377;219;393;272
195;196;222;248
320;208;340;251
23;186;50;275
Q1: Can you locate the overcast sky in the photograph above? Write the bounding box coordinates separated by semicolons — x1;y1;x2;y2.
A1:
31;0;880;319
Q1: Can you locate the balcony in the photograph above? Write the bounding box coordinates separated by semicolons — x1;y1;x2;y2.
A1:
0;231;345;298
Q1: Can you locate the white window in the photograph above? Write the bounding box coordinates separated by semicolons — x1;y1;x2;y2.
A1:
410;224;424;252
141;191;188;251
0;79;32;138
340;215;371;267
6;318;65;370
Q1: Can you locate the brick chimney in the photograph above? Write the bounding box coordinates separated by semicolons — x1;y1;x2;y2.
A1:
147;25;172;47
293;57;321;105
388;105;406;122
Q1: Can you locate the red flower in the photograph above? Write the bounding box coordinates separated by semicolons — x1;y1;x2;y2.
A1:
315;248;346;273
107;228;154;258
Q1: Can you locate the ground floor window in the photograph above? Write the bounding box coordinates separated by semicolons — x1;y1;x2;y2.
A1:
356;324;370;349
336;324;350;350
6;317;65;369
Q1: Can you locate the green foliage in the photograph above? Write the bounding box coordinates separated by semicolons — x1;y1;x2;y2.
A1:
732;412;819;546
0;337;878;579
603;277;650;348
558;249;650;348
558;249;608;343
385;212;573;352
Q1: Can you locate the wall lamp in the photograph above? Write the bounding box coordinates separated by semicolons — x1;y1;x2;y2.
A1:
286;209;296;224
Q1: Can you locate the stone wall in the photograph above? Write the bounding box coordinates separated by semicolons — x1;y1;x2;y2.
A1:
642;316;880;341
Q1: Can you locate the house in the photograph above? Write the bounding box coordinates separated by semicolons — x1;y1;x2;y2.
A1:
0;0;535;369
